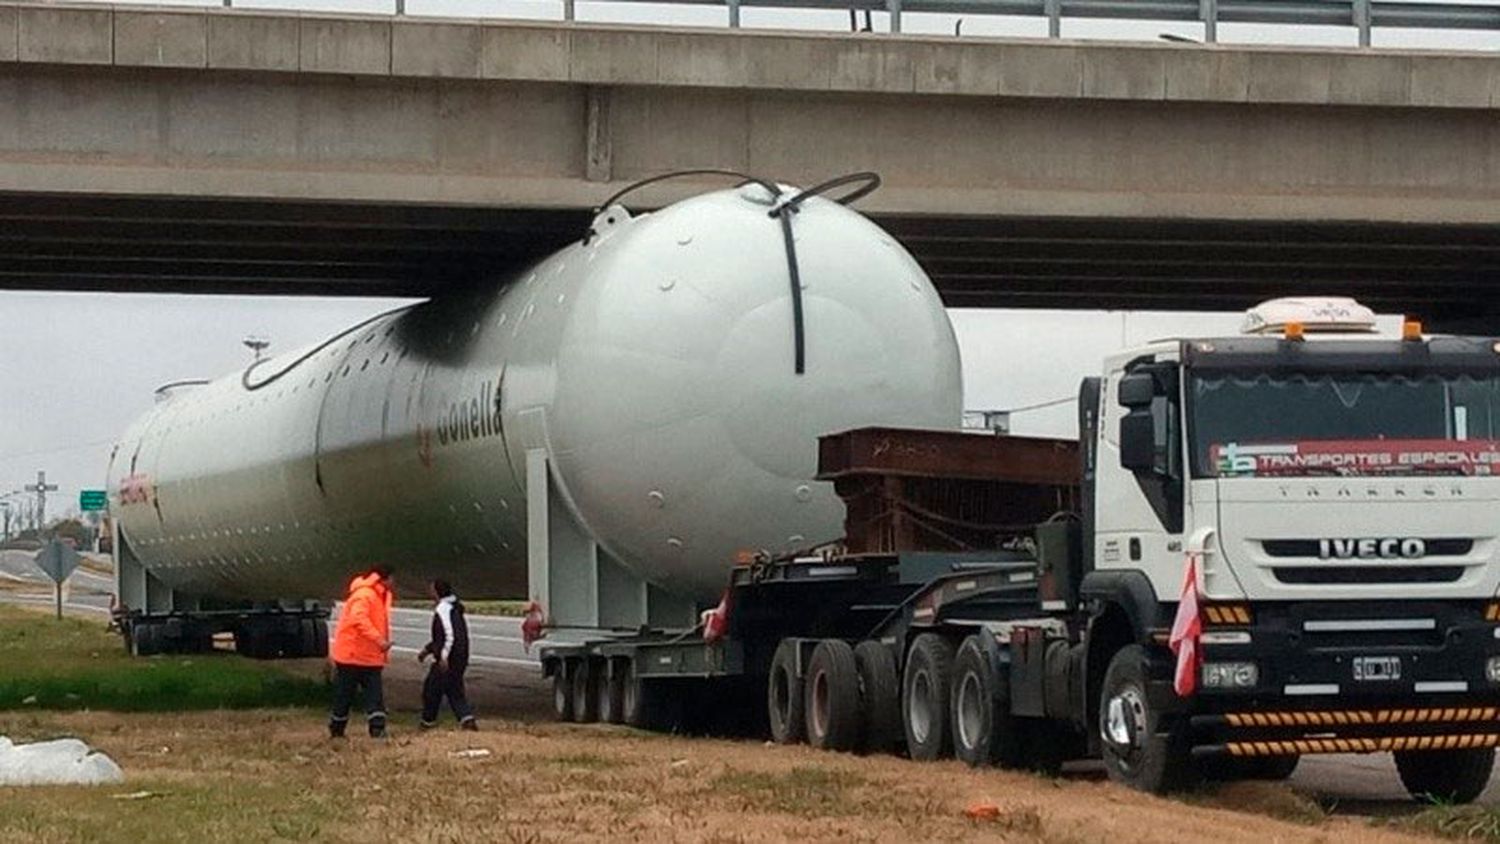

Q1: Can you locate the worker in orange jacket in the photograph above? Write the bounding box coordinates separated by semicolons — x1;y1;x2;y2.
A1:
329;564;395;739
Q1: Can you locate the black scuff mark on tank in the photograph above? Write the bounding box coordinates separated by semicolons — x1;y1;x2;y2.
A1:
494;365;521;499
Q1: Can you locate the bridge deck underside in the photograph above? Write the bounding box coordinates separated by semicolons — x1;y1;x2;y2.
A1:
3;193;1497;321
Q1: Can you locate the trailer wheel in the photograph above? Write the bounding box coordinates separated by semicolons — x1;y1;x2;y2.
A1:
129;622;161;657
599;660;626;724
768;639;806;744
621;664;650;728
805;640;861;752
571;659;601;723
552;663;575;722
854;641;902;755
298;618;329;659
1395;748;1494;804
951;634;1025;768
1099;644;1197;794
903;633;955;761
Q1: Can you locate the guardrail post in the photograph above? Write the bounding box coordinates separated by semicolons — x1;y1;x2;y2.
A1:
887;0;902;33
1045;0;1061;37
1353;0;1372;46
1200;0;1217;42
728;0;741;27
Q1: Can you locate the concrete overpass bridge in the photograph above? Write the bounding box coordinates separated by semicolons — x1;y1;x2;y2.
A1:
3;3;1500;319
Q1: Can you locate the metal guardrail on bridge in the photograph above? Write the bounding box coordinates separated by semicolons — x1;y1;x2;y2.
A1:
22;0;1500;47
603;0;1500;43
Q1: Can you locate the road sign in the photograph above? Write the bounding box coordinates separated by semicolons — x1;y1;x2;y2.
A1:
34;538;81;584
79;489;107;512
34;538;81;620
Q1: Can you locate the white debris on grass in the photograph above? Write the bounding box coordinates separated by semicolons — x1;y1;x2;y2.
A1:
0;736;125;786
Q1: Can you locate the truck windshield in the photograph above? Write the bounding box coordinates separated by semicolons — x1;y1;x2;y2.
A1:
1190;372;1500;478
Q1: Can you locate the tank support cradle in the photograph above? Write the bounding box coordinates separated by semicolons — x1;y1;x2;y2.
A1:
518;407;696;631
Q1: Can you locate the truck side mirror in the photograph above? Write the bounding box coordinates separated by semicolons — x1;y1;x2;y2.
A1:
1118;373;1156;408
1119;412;1157;473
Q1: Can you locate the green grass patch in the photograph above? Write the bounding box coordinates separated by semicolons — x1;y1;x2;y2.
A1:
1390;804;1500;842
0;778;344;844
0;606;325;712
712;767;867;817
546;752;619;770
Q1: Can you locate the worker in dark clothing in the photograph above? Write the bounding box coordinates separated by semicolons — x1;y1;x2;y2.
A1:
417;579;477;731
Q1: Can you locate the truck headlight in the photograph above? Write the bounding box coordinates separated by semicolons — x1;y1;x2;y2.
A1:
1486;657;1500;684
1202;662;1259;689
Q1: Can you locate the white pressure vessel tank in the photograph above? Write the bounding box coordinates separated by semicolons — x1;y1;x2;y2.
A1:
106;181;963;609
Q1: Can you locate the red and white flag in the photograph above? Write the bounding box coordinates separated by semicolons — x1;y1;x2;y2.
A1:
1168;554;1203;697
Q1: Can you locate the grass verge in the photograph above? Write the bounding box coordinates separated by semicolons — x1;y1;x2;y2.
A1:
0;605;325;711
1389;803;1500;842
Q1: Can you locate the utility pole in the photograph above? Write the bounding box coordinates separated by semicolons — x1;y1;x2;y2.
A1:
24;470;57;534
0;501;10;541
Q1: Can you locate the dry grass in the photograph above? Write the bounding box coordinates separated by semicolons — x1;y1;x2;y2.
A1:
0;709;1444;844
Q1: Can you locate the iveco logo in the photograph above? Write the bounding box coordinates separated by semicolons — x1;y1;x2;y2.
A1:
1318;538;1426;560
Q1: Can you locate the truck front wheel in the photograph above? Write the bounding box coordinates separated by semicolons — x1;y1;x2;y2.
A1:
1395;748;1494;804
903;633;955;761
1098;644;1197;793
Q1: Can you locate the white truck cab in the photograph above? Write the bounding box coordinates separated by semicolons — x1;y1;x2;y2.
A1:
1084;297;1500;797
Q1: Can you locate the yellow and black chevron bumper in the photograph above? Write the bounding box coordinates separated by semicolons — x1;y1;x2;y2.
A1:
1191;706;1500;758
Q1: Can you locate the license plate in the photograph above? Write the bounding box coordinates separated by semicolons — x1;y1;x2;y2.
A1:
1353;656;1402;681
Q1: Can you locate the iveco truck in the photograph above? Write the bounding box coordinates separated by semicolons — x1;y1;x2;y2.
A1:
541;297;1500;802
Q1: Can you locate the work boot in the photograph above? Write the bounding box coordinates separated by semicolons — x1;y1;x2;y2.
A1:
460;717;479;732
329;720;347;739
419;720;437;732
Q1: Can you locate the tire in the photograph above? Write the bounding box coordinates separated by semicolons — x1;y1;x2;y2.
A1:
572;659;600;723
1098;644;1198;794
621;664;649;728
950;635;1025;768
299;619;329;659
902;633;956;761
599;660;626;724
805;640;862;752
552;663;575;722
767;639;806;744
1200;754;1300;782
854;641;902;755
130;622;160;657
1395;748;1494;804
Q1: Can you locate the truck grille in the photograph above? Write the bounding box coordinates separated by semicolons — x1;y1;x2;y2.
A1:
1272;566;1465;585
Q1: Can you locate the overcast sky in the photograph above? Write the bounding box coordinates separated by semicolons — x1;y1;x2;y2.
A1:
1;3;1493;524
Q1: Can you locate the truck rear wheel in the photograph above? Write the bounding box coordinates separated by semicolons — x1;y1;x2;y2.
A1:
903;633;955;761
599;660;626;724
806;640;861;752
1098;645;1197;794
950;634;1024;768
854;641;902;755
1395;748;1494;804
571;659;600;723
768;639;806;744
